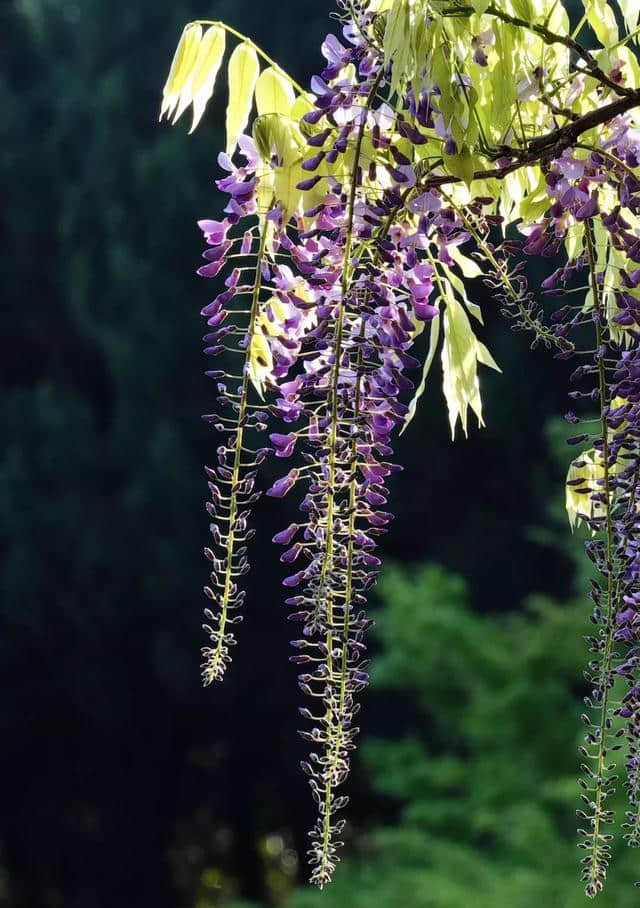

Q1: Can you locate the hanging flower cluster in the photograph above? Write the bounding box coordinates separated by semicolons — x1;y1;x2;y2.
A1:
160;0;640;892
528;147;640;894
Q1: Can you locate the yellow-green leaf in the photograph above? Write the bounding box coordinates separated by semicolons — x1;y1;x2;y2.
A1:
252;113;301;167
445;146;476;188
449;245;483;279
401;313;440;434
247;326;273;397
616;0;640;34
186;25;227;133
160;23;202;121
511;0;535;20
291;92;316;121
583;0;619;47
477;341;500;371
566;450;601;529
255;67;296;117
441;296;500;438
490;24;517;138
274;162;304;223
226;42;260;155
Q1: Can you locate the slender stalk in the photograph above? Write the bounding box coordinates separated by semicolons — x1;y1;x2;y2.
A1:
203;222;269;683
189;20;306;94
583;219;618;897
443;193;567;350
314;68;384;886
575;143;640;185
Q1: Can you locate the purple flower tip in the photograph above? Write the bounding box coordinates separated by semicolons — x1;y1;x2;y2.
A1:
273;524;299;545
267;469;299;498
269;432;297;458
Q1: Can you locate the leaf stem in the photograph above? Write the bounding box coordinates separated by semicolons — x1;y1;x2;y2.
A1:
190;20;306;94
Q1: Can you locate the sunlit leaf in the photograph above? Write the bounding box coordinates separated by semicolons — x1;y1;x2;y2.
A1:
511;0;535;19
616;0;640;34
445;261;484;324
247;326;273;398
225;42;260;155
186;26;227;133
583;0;619;47
274;162;305;223
401;313;441;434
252;113;301;165
255;66;296;117
160;24;202;122
445;146;476;188
566;450;602;530
441;296;500;438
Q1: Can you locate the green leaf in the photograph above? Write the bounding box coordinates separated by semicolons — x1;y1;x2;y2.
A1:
490;24;517;139
160;24;202;121
444;146;475;188
383;0;409;68
255;66;296;117
431;41;454;129
291;92;316;121
184;25;226;133
616;0;640;34
274;162;304;223
252;113;300;166
441;296;500;438
225;42;260;155
583;0;619;47
401;314;441;435
477;341;500;371
247;326;273;398
511;0;535;20
566;450;601;529
384;0;429;97
449;246;482;280
444;261;483;324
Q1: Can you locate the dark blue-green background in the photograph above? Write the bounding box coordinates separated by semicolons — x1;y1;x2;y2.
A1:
4;1;633;905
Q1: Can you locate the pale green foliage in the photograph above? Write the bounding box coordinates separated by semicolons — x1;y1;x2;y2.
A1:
442;294;500;438
584;0;619;48
566;450;605;531
617;0;640;35
226;43;260;156
226;560;640;907
255;67;296;117
160;1;640;518
401;314;440;434
160;23;203;122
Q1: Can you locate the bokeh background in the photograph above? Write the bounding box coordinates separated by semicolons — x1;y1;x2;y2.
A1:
4;0;640;905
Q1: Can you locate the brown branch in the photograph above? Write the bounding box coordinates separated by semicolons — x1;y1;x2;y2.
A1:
418;87;640;191
527;89;640;153
442;3;635;97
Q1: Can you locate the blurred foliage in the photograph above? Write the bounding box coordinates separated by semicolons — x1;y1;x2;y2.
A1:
1;0;606;904
228;561;640;907
1;1;327;905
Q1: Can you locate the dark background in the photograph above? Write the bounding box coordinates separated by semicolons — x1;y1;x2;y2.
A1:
1;1;599;906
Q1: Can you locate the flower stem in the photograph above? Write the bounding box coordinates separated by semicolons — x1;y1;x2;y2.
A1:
583;219;618;898
203;221;268;683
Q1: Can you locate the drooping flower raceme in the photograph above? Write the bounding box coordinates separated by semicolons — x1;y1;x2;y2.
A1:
160;0;640;893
